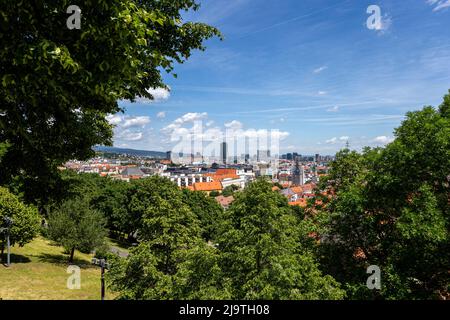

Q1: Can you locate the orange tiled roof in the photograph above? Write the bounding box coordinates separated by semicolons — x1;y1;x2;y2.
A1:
205;173;240;181
289;198;308;208
193;181;223;192
215;168;237;175
290;186;303;194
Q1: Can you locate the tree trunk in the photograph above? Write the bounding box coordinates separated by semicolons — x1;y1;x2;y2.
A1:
69;247;75;263
0;242;4;264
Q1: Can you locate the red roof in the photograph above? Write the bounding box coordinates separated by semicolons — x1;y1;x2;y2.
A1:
289;199;308;208
215;168;237;175
193;181;223;192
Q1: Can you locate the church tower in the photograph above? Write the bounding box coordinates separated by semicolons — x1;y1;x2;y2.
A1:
292;160;304;186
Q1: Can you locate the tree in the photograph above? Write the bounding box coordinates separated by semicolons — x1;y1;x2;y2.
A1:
129;177;201;272
107;176;206;299
107;178;344;299
216;179;345;300
92;178;132;238
315;90;450;299
181;188;224;241
0;1;221;205
0;187;40;261
222;185;239;197
209;190;220;198
48;197;107;263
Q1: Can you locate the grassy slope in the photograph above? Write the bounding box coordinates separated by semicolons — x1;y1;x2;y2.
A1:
0;237;116;300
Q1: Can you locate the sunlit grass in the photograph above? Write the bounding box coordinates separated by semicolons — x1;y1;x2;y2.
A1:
0;237;116;300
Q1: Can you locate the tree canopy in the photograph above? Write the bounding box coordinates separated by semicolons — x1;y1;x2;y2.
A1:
315;91;450;299
47;197;107;262
0;0;220;204
0;186;40;253
107;178;345;300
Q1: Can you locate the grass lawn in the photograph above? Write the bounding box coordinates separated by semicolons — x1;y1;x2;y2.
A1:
0;237;117;300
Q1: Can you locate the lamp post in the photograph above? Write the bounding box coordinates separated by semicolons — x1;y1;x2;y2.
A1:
92;258;110;300
0;216;13;267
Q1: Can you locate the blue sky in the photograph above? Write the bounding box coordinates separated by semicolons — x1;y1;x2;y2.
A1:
109;0;450;154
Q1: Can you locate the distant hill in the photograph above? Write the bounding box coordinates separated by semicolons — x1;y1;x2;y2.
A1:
94;146;167;159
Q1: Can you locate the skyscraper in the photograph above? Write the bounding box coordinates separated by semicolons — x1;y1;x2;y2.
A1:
220;142;227;165
292;160;304;186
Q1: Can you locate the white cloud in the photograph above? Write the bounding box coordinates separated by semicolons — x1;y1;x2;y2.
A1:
318;91;327;95
327;106;340;112
161;112;290;153
161;112;208;134
157;111;166;119
107;114;150;128
122;116;151;128
174;112;208;125
326;137;338;144
106;114;123;126
313;66;328;74
107;114;151;143
325;136;349;144
372;136;395;144
427;0;450;11
225;120;243;130
123;87;170;104
143;87;170;102
116;130;144;142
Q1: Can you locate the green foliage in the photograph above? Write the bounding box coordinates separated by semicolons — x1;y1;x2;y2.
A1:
132;177;201;274
0;186;40;249
0;0;221;205
107;178;344;300
316;91;450;299
181;188;224;241
173;244;233;299
222;185;239;197
216;179;344;300
91;178;133;237
209;190;220;197
107;176;208;299
47;197;107;262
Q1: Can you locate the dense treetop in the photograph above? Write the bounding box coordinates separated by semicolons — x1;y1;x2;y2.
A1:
0;0;220;204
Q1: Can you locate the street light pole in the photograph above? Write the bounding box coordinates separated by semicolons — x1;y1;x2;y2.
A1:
92;258;110;300
6;230;10;267
101;263;105;300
